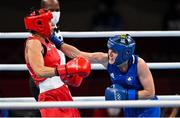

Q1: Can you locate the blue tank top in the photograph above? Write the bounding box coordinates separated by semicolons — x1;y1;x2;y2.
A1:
107;55;143;90
107;55;160;117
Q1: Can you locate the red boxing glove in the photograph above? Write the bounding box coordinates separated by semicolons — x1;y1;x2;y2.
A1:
62;75;83;87
57;56;91;85
66;56;91;78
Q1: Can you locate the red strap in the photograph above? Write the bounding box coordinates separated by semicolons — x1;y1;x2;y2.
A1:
27;35;48;47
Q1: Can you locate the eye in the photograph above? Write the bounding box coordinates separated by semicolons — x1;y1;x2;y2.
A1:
112;50;116;53
54;9;60;12
111;49;117;54
49;9;60;12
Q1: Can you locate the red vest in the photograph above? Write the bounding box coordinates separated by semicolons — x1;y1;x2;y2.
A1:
26;36;61;85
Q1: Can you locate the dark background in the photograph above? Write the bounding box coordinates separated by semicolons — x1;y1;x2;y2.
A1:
0;0;179;31
0;0;180;117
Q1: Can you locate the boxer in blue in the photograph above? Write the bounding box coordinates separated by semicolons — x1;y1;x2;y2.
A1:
49;34;161;117
105;34;160;117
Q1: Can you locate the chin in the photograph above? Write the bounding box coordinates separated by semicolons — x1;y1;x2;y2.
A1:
109;60;115;64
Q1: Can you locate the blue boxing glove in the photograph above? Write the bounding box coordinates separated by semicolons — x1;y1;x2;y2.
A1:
105;84;127;100
105;84;137;100
49;32;64;49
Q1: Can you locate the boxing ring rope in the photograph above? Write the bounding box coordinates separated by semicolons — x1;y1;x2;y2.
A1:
0;100;180;109
1;31;180;39
0;31;180;109
0;96;180;109
0;63;180;71
0;95;180;102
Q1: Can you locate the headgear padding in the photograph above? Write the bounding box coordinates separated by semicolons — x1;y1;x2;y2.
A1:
107;34;135;65
24;9;53;37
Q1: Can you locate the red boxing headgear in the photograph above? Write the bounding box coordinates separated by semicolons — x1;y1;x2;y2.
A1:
24;9;53;37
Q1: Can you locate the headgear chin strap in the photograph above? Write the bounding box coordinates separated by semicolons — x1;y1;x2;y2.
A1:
24;9;53;37
107;34;136;65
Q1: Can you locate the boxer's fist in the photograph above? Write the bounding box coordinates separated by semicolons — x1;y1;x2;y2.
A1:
105;84;137;100
57;56;91;79
66;56;91;78
105;84;127;100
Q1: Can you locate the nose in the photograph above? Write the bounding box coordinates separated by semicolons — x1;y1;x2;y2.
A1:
109;51;114;57
52;25;55;29
50;22;55;28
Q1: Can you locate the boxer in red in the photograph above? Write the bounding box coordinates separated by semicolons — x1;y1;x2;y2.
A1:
24;9;91;117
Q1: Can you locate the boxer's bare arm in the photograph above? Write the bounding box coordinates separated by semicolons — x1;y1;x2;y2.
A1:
25;39;57;78
137;57;155;99
61;43;108;67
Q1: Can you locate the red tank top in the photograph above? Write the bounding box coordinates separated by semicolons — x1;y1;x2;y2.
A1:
26;36;61;85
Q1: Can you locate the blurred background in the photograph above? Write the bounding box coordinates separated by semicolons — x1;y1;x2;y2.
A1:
0;0;180;117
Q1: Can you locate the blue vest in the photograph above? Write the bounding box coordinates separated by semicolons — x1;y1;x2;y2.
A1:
107;55;143;91
107;55;160;117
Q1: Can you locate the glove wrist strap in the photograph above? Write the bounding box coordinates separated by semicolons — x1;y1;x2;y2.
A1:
127;89;138;100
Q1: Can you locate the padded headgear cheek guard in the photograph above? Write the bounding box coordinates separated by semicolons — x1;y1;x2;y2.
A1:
107;34;136;65
24;9;53;37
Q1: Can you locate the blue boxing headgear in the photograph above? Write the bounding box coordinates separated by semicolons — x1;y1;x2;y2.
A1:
107;34;135;65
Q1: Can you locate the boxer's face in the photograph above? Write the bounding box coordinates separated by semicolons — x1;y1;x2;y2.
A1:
108;49;118;64
43;0;60;12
